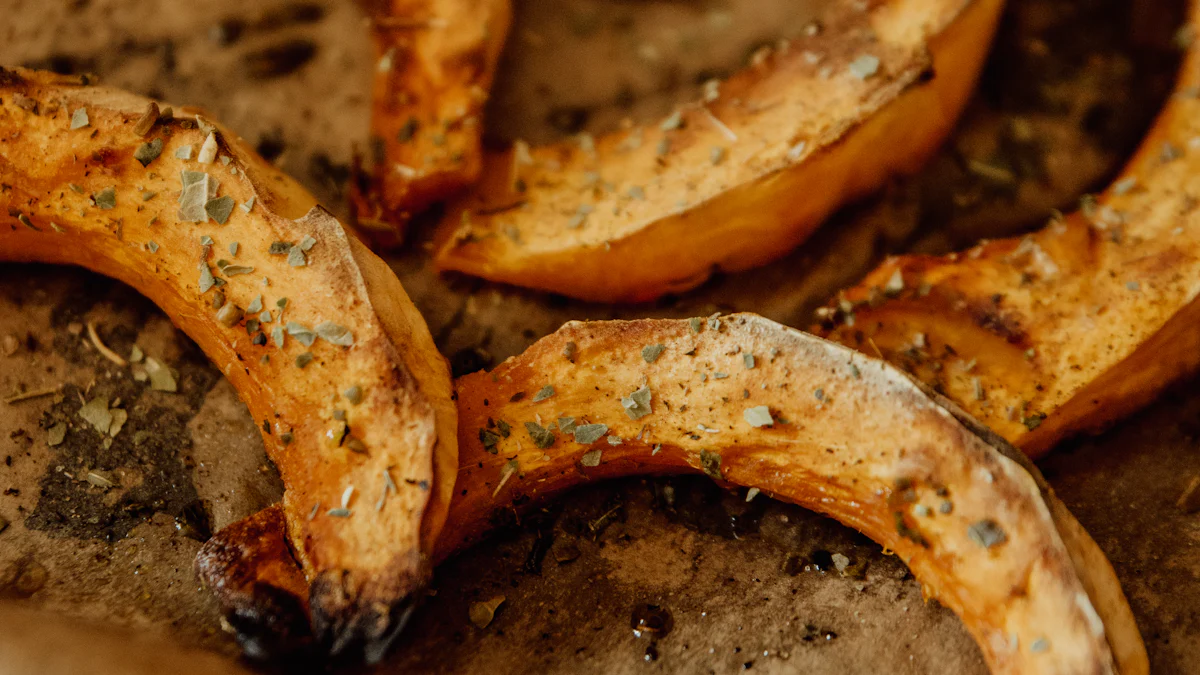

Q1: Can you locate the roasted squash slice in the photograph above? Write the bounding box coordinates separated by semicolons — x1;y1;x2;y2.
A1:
817;0;1200;458
352;0;512;245
430;0;1004;302
0;68;458;657
445;314;1145;675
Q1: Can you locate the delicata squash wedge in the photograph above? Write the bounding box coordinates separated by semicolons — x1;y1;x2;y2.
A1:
0;68;458;658
430;0;1004;302
817;0;1200;458
352;0;512;245
205;314;1146;672
444;314;1145;675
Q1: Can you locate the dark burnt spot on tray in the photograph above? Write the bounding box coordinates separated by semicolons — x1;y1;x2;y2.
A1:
26;382;212;542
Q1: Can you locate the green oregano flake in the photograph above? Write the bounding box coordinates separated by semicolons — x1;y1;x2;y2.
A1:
198;264;216;293
689;317;703;334
496;420;511;438
295;352;314;369
271;325;285;348
259;310;273;323
713;372;729;379
621;385;652;420
562;341;577;362
133;138;164;167
93;187;117;210
205;195;236;225
276;297;289;309
286;322;317;346
573;423;608;445
580;449;603;467
533;385;555;402
300;236;317;251
699;449;722;480
557;417;577;433
175;145;194;160
246;294;263;314
743;353;755;369
344;385;363;405
642;344;666;363
287;246;307;267
222;264;255;276
967;519;1007;548
524;421;556;449
144;357;177;392
315;321;354;347
744;406;773;427
479;428;501;453
268;241;292;255
216;303;244;327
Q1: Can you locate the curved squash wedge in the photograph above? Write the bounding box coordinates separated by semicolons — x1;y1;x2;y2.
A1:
430;0;1004;302
352;0;512;245
817;0;1200;458
0;68;457;658
443;313;1145;675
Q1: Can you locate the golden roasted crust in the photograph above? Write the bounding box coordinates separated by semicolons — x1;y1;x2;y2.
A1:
352;0;512;245
0;68;456;656
445;314;1145;675
816;0;1200;458
430;0;1003;301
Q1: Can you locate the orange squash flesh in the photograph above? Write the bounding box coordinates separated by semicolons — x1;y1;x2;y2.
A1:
817;0;1200;458
430;0;1003;302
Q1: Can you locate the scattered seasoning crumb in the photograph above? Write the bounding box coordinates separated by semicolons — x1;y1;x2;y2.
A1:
70;108;89;130
87;471;116;489
94;187;117;210
197;132;219;164
326;508;351;518
710;146;726;165
314;321;354;347
469;596;506;629
628;185;646;200
133;138;164;167
533;385;555;402
967;519;1007;548
743;353;756;369
642;344;666;363
240;195;256;213
344;385;363;405
786;140;807;161
216;304;245;327
656;137;671;157
884;269;904;295
47;422;67;447
745;487;760;502
848;54;880;79
287;246;307;267
744;406;773;427
562;341;577;362
175;145;194;160
129;345;144;363
133;101;160;136
79;397;113;434
144;356;177;392
295;352;314;369
287;322;317;346
621;385;652;420
222;264;255;277
573;423;607;445
699;449;722;479
689;317;703;333
580;449;603;467
206;196;236;224
479;428;501;453
713;372;729;379
525;421;556;449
